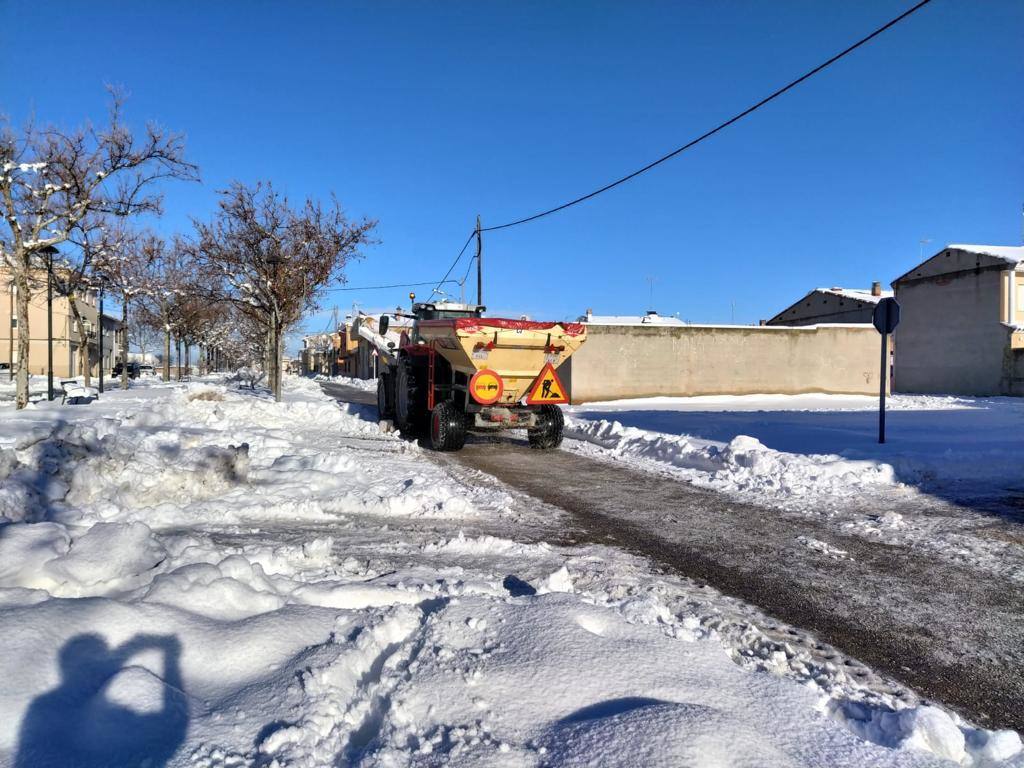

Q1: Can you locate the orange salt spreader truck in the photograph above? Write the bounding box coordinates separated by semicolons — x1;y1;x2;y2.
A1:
362;298;587;451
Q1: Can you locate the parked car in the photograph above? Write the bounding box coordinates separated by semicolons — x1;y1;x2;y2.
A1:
112;361;141;379
0;362;10;373
138;364;156;377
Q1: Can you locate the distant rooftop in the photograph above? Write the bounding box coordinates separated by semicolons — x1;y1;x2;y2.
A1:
947;244;1024;264
579;310;685;327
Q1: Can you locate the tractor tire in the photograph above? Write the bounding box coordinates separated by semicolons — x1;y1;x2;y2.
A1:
394;358;422;435
429;401;467;451
528;404;564;449
377;372;393;419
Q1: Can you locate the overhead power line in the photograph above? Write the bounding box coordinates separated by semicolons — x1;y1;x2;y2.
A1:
428;231;477;300
324;279;460;293
478;0;935;233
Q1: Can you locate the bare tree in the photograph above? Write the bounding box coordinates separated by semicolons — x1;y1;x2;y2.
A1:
94;226;153;389
128;308;162;360
134;235;195;383
0;90;198;408
193;181;375;401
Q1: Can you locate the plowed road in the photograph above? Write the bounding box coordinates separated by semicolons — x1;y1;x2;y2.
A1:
320;380;1024;731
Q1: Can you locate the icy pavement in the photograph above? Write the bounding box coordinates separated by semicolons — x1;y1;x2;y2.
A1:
0;379;1020;767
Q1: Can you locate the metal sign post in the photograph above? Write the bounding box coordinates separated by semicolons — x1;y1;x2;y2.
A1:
872;297;901;444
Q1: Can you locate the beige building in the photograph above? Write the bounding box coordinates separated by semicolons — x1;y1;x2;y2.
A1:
1;267;124;378
892;244;1024;396
767;283;892;326
565;313;884;402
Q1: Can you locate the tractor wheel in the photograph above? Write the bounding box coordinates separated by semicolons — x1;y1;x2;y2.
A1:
377;372;393;419
528;404;564;449
394;358;422;435
429;401;467;451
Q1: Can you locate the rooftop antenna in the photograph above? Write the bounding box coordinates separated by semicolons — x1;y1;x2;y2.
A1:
645;276;657;310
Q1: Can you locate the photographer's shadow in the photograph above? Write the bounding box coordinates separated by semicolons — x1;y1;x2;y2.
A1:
16;633;189;768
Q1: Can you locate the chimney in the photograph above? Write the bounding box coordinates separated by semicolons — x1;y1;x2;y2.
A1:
871;281;882;297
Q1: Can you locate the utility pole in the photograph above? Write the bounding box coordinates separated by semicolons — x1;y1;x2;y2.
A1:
475;215;483;307
7;280;13;382
98;287;104;394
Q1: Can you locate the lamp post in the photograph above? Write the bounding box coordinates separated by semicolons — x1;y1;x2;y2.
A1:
36;245;59;401
97;283;105;394
6;278;13;382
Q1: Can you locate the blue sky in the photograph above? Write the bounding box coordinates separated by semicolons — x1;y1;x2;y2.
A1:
3;1;1022;349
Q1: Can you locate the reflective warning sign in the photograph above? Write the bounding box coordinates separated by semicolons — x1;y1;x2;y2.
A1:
469;368;504;405
526;363;568;405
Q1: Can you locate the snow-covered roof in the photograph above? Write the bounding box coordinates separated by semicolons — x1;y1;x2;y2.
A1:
579;311;685;327
947;244;1024;265
813;287;892;304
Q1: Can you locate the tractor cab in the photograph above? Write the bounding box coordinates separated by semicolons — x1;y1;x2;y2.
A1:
408;301;485;344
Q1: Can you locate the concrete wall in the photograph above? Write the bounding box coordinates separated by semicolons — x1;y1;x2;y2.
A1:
567;323;884;402
893;268;1009;395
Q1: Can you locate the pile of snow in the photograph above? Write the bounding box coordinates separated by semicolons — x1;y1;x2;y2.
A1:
0;378;1019;766
314;373;378;391
566;418;897;502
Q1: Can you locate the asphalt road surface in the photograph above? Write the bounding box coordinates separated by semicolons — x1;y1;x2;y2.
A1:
320;380;1024;731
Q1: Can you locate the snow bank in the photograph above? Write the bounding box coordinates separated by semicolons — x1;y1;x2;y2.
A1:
314;373;378;391
567;417;897;502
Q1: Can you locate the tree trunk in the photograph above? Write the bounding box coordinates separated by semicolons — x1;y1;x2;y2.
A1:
67;295;92;386
163;327;171;382
185;341;191;378
176;337;182;381
13;267;31;410
121;299;129;390
265;326;273;393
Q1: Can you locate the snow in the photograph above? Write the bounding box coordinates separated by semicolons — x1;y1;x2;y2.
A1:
0;378;1019;766
580;311;686;326
948;244;1024;265
315;373;378;391
566;393;1024;500
815;286;893;303
0;374;52;406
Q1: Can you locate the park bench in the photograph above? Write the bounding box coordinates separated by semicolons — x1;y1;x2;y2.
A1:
60;379;99;405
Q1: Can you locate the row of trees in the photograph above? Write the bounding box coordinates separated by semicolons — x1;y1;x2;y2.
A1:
1;91;375;408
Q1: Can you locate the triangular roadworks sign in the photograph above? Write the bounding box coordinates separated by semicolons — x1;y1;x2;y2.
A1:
526;362;568;405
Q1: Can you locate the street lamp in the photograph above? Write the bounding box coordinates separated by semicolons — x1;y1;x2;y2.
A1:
34;245;60;401
97;280;105;394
